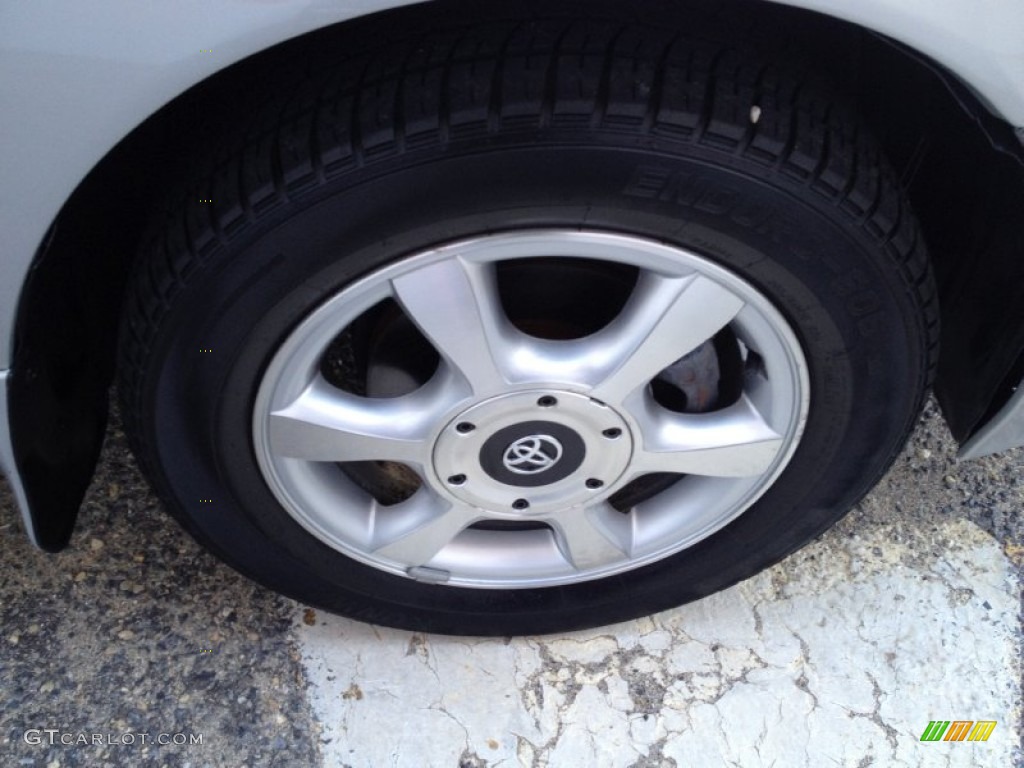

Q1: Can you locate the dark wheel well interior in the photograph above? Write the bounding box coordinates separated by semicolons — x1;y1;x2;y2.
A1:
11;0;1024;549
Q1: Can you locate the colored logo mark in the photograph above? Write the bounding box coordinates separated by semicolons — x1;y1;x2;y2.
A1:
920;720;996;742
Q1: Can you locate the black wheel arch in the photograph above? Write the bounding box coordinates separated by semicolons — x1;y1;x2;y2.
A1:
9;0;1024;550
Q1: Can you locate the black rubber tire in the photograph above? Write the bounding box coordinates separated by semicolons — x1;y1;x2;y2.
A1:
118;9;938;635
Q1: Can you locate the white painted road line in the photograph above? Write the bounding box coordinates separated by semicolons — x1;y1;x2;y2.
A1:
296;518;1020;767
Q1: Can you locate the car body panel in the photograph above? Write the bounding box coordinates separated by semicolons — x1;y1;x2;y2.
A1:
960;384;1024;460
0;372;36;546
774;0;1024;122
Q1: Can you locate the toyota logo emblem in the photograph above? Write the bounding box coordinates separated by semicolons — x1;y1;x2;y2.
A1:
503;435;563;475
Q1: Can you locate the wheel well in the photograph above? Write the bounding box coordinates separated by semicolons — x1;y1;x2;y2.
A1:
11;0;1024;549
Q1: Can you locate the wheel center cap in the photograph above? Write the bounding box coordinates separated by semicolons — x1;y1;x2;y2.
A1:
480;421;586;487
504;435;562;474
432;390;634;515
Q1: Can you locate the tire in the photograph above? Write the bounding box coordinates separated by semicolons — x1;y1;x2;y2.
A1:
118;12;938;635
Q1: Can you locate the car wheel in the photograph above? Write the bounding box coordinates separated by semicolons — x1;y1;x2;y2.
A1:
118;14;937;635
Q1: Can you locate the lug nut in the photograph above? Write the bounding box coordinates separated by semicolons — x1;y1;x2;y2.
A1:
456;422;476;434
512;498;530;510
585;478;604;489
447;474;467;486
602;428;622;439
537;396;557;407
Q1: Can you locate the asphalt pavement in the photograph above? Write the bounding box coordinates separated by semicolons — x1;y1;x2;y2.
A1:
0;396;1020;767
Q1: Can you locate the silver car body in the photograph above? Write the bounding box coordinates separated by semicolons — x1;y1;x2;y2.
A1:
1;0;1023;546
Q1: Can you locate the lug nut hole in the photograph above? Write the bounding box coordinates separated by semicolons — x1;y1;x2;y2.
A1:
447;474;467;486
537;396;558;408
602;428;622;439
585;478;604;489
512;498;530;510
456;422;476;434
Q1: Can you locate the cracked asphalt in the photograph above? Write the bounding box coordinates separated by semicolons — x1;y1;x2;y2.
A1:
1;396;1021;767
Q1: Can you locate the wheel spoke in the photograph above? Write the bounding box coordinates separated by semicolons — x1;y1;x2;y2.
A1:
371;496;483;567
590;272;744;404
631;393;785;477
391;257;510;395
546;503;632;571
268;369;461;464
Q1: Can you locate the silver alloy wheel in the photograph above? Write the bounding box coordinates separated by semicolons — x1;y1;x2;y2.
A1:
252;231;810;589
